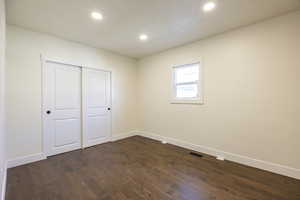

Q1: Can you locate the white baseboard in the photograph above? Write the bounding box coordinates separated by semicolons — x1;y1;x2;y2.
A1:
6;131;299;180
7;153;46;169
110;131;136;142
0;162;7;200
136;131;300;180
6;132;137;169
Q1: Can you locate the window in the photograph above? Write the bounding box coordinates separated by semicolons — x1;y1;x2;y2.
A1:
172;62;203;104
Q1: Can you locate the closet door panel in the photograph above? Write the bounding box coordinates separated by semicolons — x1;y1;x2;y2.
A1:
82;68;111;148
43;62;82;156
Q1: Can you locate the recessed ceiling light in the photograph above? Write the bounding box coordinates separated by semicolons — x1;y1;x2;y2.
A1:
139;34;148;41
91;12;103;20
203;2;216;12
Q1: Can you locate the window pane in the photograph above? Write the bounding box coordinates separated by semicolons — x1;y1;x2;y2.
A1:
176;84;198;98
175;64;199;84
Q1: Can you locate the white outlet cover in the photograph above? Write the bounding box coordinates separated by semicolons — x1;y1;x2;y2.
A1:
216;156;225;161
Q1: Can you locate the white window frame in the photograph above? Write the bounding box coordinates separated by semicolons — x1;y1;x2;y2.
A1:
171;61;203;104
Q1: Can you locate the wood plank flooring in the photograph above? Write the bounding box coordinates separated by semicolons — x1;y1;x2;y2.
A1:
6;136;300;200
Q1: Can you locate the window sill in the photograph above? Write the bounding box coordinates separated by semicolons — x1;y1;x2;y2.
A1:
171;99;204;105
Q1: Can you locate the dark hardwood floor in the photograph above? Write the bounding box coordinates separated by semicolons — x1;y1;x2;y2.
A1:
6;136;300;200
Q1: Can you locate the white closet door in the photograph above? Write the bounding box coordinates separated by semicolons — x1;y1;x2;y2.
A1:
82;68;111;148
43;61;82;156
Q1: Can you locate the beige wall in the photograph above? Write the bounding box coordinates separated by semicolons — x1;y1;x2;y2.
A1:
6;25;138;160
138;11;300;169
0;0;6;198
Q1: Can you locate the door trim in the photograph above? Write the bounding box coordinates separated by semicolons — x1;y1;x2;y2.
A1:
41;55;113;157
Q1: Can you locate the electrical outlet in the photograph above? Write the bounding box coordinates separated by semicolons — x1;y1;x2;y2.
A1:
216;156;225;161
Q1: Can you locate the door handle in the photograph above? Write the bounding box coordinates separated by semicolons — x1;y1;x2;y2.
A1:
46;110;51;114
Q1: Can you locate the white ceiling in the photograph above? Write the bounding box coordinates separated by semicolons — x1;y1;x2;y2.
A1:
6;0;300;58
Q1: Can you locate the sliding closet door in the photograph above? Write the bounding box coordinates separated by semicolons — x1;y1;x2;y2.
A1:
43;61;82;156
82;68;112;148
